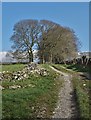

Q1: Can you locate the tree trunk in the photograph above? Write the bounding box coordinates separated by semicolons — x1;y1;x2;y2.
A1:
28;50;33;63
86;58;89;66
43;55;45;64
50;53;53;63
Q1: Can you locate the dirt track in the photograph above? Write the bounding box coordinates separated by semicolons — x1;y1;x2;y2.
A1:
50;66;79;118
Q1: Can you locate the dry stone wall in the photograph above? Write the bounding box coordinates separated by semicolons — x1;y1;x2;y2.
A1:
0;63;48;81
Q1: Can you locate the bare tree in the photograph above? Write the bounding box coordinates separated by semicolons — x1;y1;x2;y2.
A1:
11;19;40;63
38;20;59;63
38;24;79;63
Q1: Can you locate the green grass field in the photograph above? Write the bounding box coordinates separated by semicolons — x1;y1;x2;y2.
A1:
2;64;63;119
1;64;25;72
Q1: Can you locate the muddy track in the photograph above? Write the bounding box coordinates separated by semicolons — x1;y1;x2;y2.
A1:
50;66;79;119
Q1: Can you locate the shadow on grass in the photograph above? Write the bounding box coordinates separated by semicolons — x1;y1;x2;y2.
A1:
66;64;91;80
66;64;89;73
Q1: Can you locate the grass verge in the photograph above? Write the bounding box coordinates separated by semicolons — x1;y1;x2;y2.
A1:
1;64;25;72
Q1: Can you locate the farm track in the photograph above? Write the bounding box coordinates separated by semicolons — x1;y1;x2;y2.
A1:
50;66;79;118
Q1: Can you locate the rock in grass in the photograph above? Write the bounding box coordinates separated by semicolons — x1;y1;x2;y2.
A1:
9;85;21;89
0;85;4;90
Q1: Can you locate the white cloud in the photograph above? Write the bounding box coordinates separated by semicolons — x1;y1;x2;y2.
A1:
0;50;38;63
0;52;7;62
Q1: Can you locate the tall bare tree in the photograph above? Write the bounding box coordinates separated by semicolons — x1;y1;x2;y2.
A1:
11;19;40;62
38;24;79;63
38;20;59;63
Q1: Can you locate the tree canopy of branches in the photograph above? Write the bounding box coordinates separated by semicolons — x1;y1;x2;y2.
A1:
11;19;79;63
11;19;41;62
38;23;79;63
